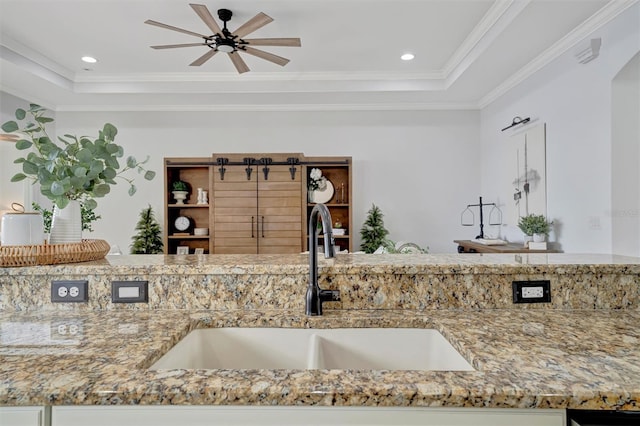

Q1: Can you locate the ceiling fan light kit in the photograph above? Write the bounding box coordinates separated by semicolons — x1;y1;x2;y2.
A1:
145;3;301;74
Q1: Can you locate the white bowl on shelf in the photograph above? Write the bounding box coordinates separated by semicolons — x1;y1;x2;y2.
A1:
194;227;209;236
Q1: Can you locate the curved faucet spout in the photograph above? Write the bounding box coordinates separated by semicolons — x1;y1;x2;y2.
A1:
306;203;340;316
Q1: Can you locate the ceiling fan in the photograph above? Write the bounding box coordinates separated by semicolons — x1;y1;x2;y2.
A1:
145;4;301;74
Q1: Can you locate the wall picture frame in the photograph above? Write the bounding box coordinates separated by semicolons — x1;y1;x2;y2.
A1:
176;246;189;255
506;123;547;225
194;248;204;255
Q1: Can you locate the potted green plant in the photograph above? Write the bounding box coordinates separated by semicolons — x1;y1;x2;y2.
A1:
518;214;551;242
130;205;164;254
171;180;190;204
2;104;156;243
359;204;389;253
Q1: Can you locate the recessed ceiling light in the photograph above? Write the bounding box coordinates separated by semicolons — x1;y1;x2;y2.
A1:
401;53;415;61
81;56;97;63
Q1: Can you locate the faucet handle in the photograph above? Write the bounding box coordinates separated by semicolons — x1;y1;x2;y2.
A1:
320;289;341;302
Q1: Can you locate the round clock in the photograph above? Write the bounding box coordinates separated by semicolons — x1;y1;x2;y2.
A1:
174;215;192;232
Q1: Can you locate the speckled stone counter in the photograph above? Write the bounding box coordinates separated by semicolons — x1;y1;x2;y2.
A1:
1;309;639;409
2;253;640;311
1;253;639;410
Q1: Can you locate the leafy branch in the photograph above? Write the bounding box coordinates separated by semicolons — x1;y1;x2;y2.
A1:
2;104;156;209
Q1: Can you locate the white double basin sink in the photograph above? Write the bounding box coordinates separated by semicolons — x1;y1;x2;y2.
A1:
150;328;474;371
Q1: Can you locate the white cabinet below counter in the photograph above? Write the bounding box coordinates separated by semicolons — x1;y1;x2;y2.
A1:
0;406;50;426
50;406;566;426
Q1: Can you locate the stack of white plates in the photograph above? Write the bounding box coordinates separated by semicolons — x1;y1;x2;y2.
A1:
194;227;209;236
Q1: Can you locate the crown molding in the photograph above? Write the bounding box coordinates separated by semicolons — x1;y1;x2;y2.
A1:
0;84;57;111
0;36;74;82
73;70;444;84
53;102;479;113
478;0;639;108
442;1;526;82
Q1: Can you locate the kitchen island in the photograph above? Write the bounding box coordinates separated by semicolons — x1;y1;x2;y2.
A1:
1;253;639;424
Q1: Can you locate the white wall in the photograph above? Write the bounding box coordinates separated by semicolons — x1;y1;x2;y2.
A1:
479;4;640;253
612;52;640;257
49;109;480;254
0;93;42;213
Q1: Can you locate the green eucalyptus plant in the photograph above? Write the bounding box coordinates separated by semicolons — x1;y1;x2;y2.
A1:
2;104;156;210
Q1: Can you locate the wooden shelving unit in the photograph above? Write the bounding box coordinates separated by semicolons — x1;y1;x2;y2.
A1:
163;157;213;254
304;157;353;252
164;155;352;254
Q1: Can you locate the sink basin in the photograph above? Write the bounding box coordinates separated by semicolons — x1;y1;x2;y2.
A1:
151;328;313;369
150;328;474;371
308;328;474;370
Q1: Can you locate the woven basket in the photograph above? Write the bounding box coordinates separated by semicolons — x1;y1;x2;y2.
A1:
0;239;110;267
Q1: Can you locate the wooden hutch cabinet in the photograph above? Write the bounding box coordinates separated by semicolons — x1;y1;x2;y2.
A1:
304;156;352;252
163;154;352;254
211;153;303;254
163;158;214;254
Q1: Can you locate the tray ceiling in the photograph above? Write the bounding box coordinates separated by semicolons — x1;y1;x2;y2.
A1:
0;0;631;111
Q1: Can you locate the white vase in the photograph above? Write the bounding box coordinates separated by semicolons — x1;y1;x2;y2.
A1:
533;233;546;243
523;234;533;248
172;190;188;204
49;200;82;244
308;190;316;204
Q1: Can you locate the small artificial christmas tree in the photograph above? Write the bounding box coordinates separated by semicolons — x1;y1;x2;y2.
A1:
359;204;389;253
130;205;164;254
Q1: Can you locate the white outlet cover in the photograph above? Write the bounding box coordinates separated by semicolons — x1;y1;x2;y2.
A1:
522;286;544;298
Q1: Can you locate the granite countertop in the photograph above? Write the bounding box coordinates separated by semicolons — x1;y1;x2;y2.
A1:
1;308;639;409
3;253;640;276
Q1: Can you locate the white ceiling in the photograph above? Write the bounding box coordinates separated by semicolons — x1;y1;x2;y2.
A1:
0;0;634;111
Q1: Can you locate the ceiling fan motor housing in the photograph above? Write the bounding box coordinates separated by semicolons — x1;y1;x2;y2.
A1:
217;38;235;53
217;9;232;23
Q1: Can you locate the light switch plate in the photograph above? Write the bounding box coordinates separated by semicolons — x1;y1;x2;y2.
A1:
111;281;148;303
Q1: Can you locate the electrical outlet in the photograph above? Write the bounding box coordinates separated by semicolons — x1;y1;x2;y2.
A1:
51;280;89;303
51;319;84;341
111;281;148;303
512;280;551;304
522;286;544;298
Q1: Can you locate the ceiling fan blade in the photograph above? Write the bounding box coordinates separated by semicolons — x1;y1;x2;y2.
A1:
189;4;223;35
243;38;301;47
151;43;207;49
145;19;208;38
243;46;289;67
232;12;273;38
189;49;218;66
228;52;250;74
0;134;19;142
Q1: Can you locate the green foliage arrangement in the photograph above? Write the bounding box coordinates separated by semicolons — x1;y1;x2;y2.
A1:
130;205;164;254
359;204;389;253
517;214;551;236
380;240;429;254
171;180;189;191
32;202;101;233
2;104;156;210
